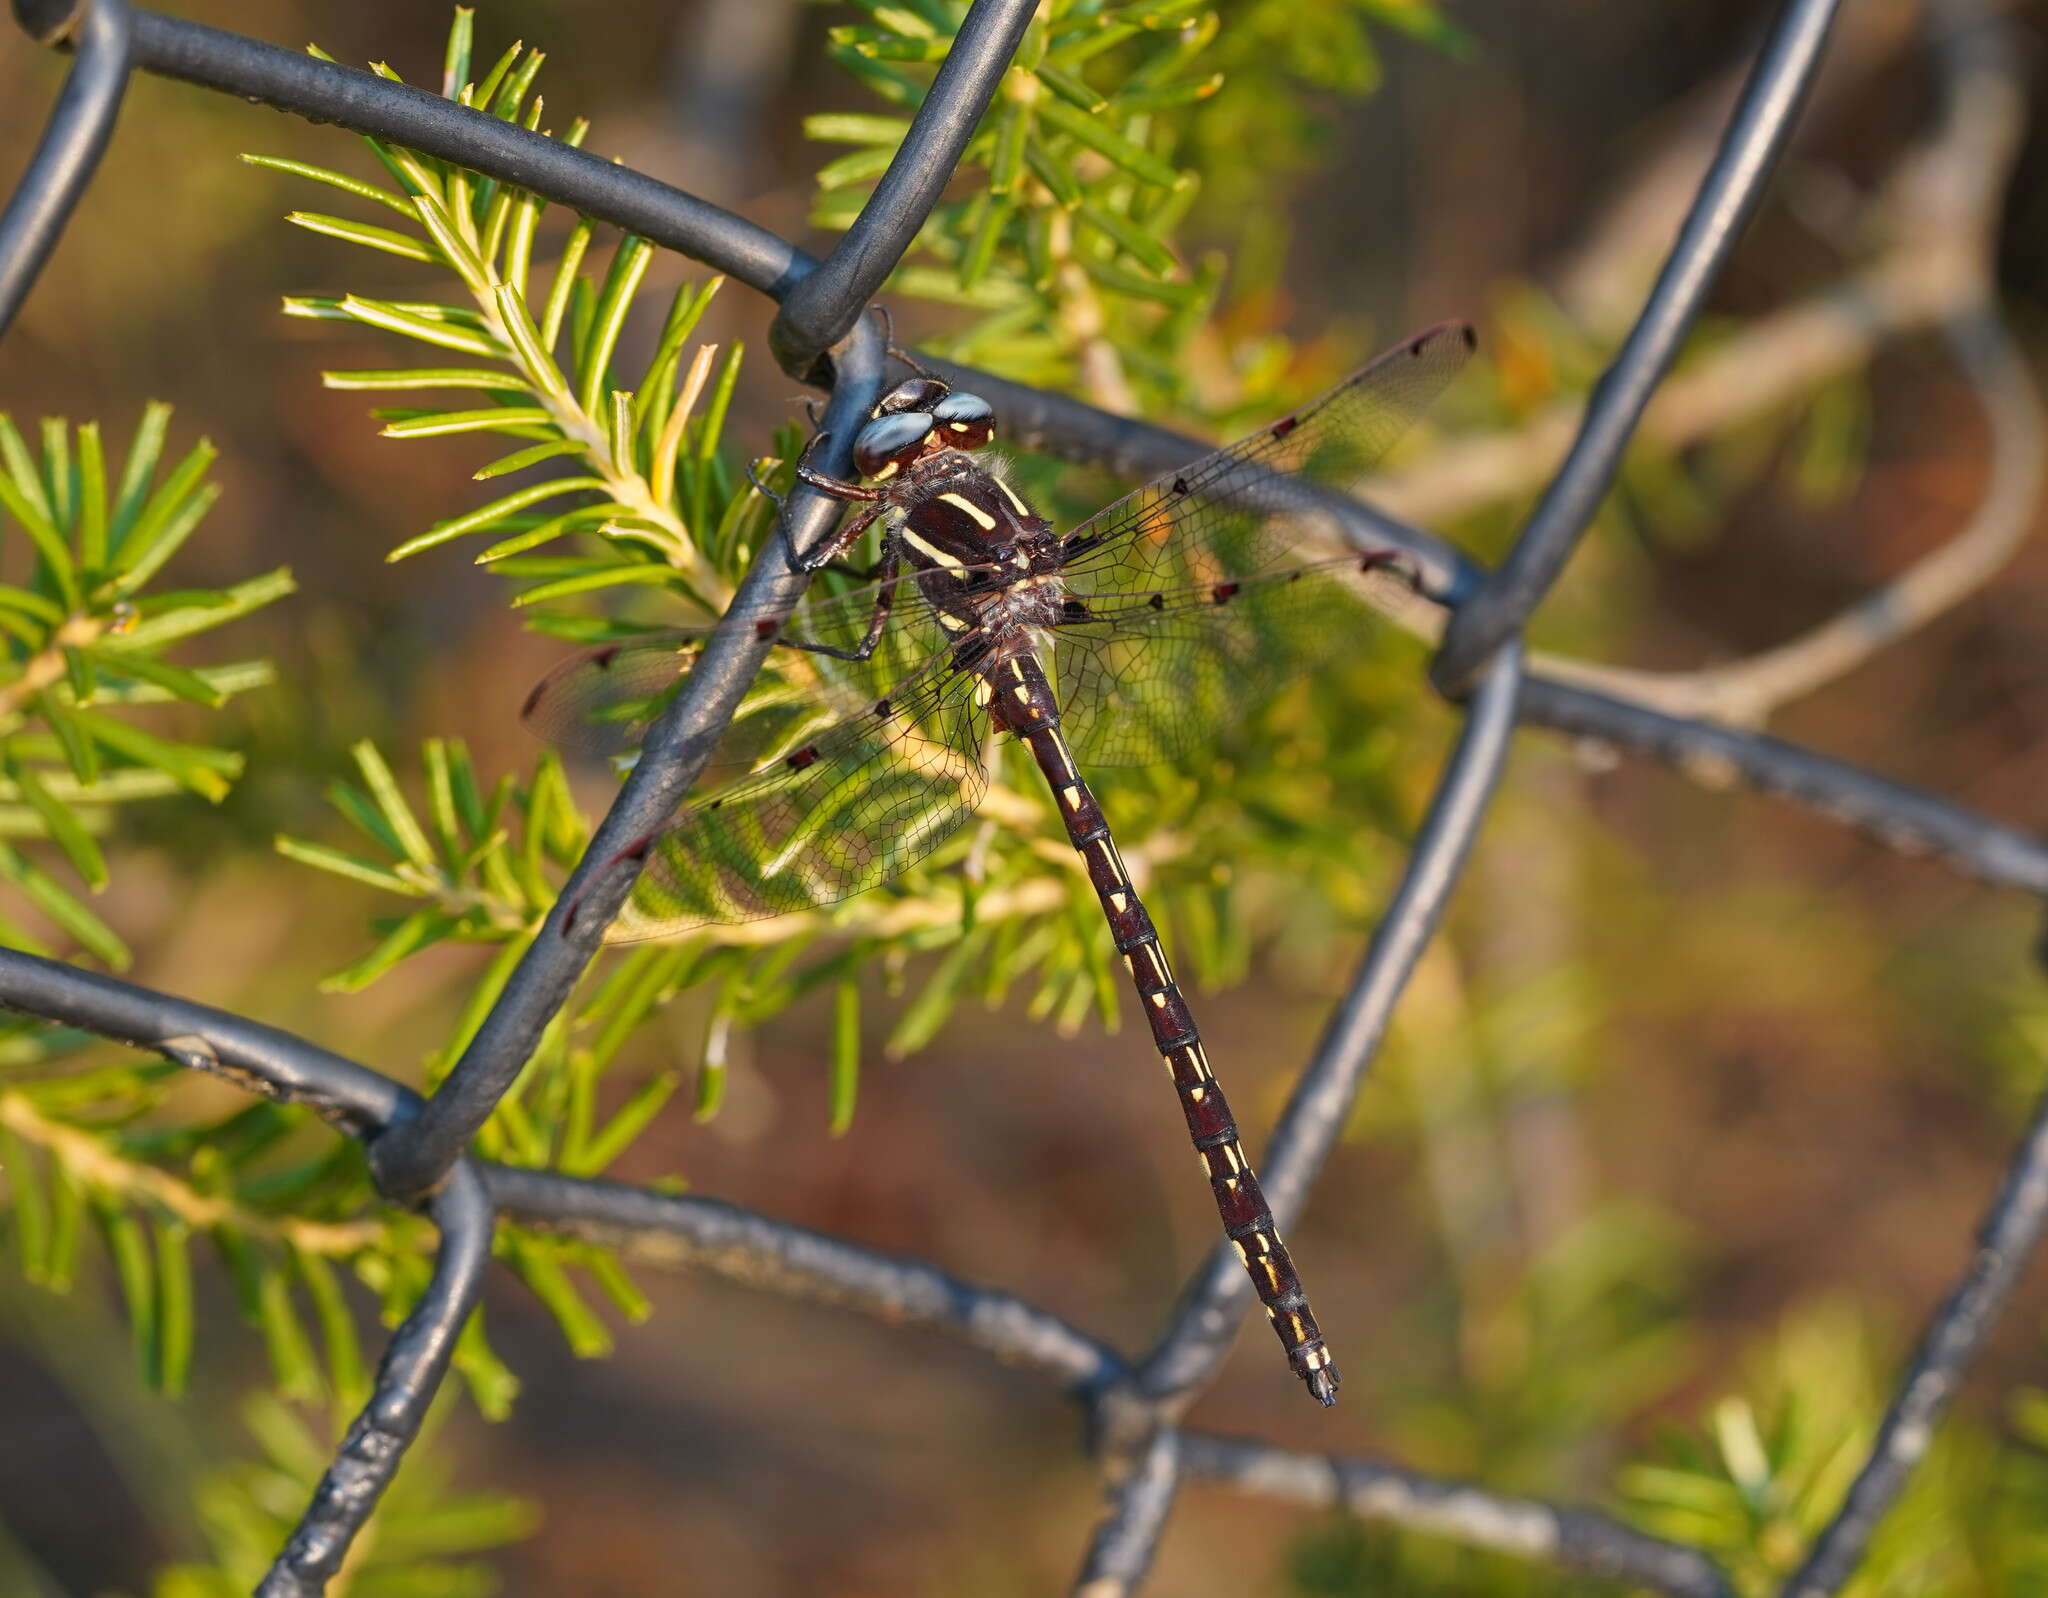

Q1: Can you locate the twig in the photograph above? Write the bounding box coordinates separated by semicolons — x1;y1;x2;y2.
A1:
0;1091;387;1255
1547;311;2043;724
1533;1;2041;725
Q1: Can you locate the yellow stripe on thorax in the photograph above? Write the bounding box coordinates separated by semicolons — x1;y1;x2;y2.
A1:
901;529;964;568
937;492;997;530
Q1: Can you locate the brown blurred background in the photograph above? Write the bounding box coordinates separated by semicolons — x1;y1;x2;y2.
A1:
6;1;2048;1593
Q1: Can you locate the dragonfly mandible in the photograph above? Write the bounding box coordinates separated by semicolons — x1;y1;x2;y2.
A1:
523;321;1476;1405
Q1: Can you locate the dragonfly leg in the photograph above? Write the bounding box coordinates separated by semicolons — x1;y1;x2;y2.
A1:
745;455;786;511
777;436;884;573
777;533;901;662
793;464;880;502
876;305;943;383
783;502;887;580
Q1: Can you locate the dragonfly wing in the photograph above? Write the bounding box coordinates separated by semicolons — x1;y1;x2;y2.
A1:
521;630;706;757
606;655;992;938
1050;557;1420;767
520;563;994;776
1057;323;1474;596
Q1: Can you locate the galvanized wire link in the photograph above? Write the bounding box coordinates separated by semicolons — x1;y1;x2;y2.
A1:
0;949;495;1598
369;323;890;1202
1430;0;1844;698
0;0;131;339
1779;1072;2048;1598
1518;675;2048;897
257;1164;492;1597
768;0;1037;381
1074;1428;1183;1595
4;3;2048;1595
117;6;807;291
1178;1432;1736;1598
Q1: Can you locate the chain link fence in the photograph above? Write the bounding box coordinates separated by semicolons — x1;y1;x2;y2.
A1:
1;0;2043;1593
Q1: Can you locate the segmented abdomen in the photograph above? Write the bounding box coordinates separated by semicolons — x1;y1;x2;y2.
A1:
987;648;1340;1405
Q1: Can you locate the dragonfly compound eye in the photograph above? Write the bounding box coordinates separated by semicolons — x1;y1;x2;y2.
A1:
874;377;949;417
932;391;995;449
853;411;936;479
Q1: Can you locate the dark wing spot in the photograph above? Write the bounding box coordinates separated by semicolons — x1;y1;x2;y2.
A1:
1359;551;1395;573
1410;336;1428;356
1061;597;1093;623
1148;592;1166;611
592;644;622;669
1271;417;1298;440
785;744;820;771
874;698;892;719
709;799;723;811
1211;583;1239;605
518;680;548;720
754;618;778;640
1459;324;1478;351
1172;476;1189;496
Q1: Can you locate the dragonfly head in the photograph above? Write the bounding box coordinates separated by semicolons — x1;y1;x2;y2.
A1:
853;410;936;481
853;389;999;481
873;376;949;417
931;390;995;450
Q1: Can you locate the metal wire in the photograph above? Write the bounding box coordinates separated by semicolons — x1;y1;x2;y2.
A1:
767;0;1037;381
1;1;2043;1593
0;0;129;338
368;321;888;1203
0;948;495;1596
1431;0;1844;697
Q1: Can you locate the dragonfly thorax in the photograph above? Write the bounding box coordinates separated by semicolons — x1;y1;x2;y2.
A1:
850;379;1061;586
894;454;1062;592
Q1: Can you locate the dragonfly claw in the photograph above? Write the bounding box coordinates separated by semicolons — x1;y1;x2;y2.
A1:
745;456;786;509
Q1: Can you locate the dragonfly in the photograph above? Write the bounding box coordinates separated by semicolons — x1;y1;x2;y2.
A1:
523;321;1476;1406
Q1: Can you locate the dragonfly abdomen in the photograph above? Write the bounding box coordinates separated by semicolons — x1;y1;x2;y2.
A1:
988;650;1341;1406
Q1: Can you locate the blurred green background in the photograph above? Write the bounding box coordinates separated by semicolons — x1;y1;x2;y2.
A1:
5;1;2048;1594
